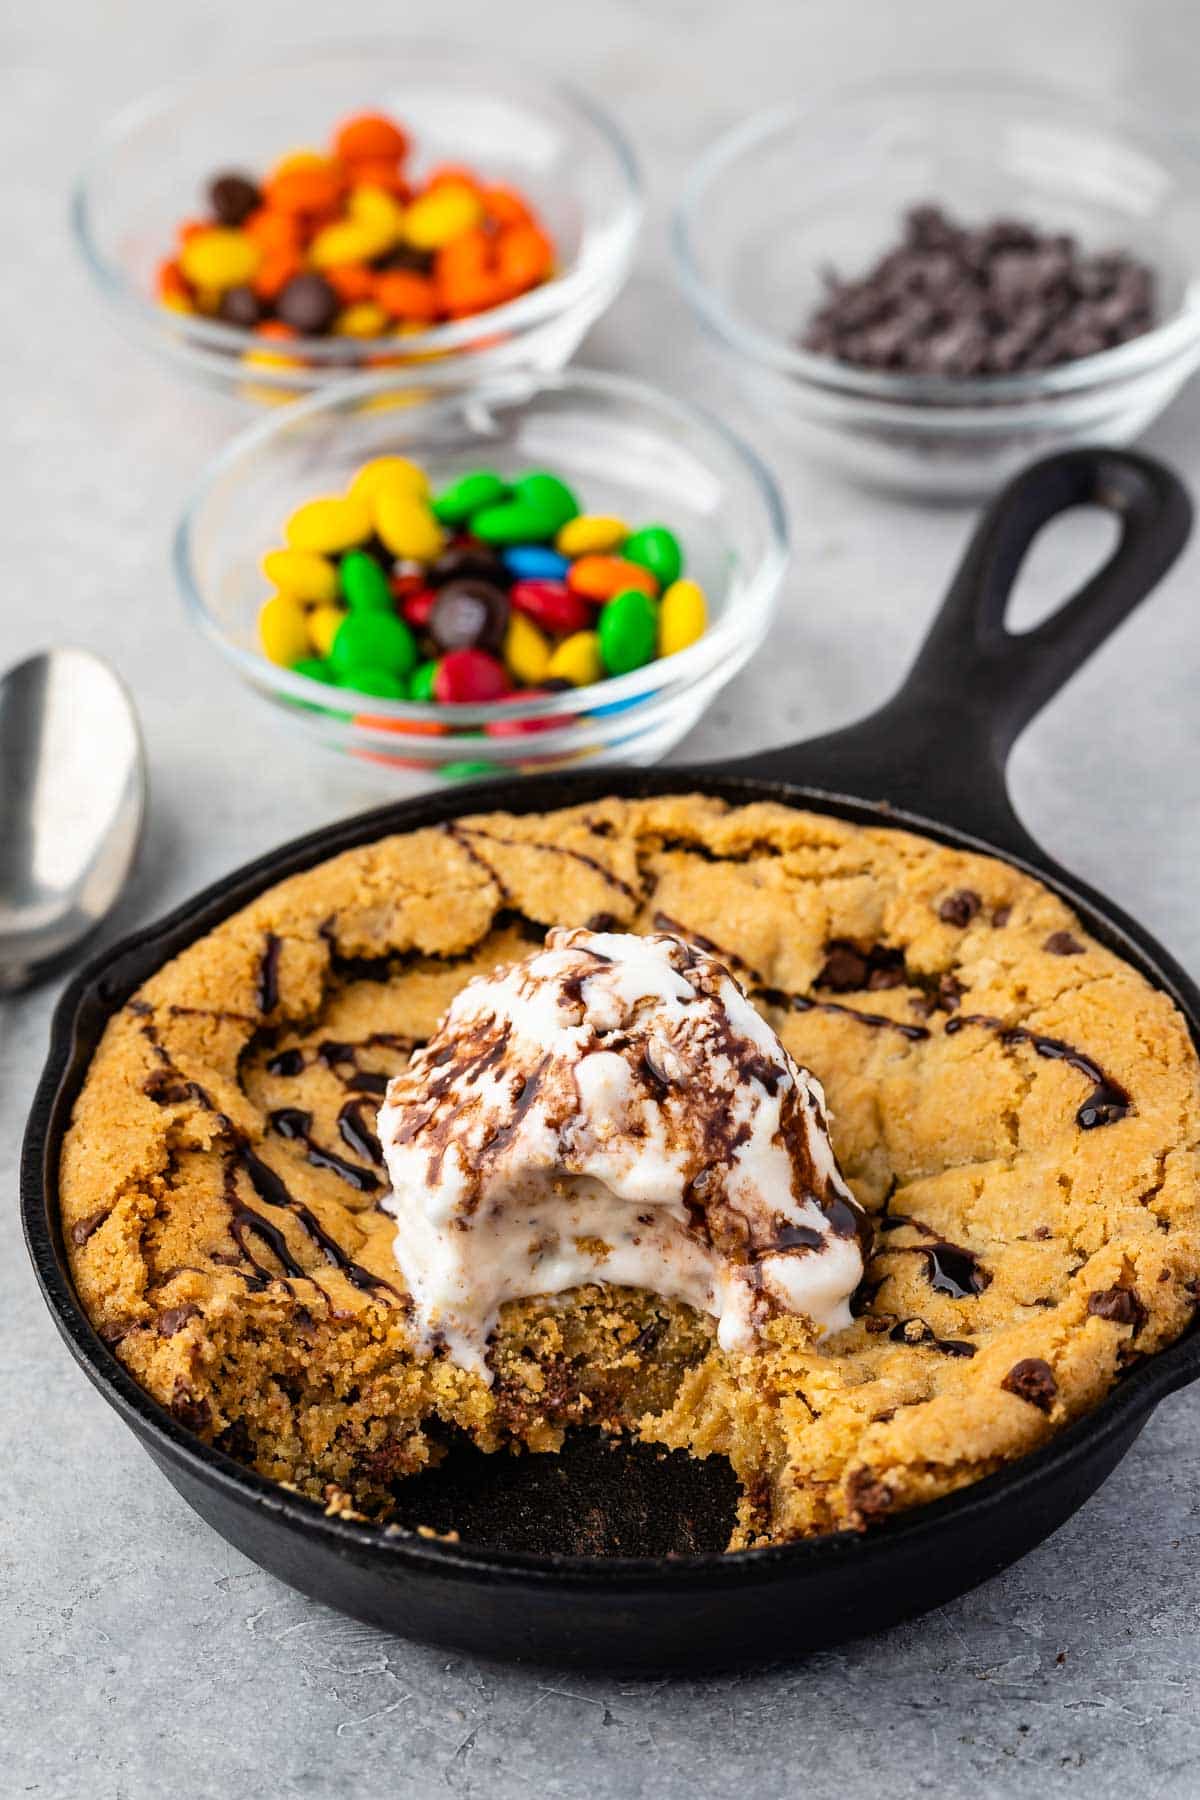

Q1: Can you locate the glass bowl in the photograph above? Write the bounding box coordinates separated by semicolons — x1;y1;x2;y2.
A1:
174;367;788;786
74;43;643;402
673;77;1200;499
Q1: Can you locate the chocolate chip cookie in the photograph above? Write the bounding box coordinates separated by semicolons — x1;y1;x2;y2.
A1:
62;794;1200;1546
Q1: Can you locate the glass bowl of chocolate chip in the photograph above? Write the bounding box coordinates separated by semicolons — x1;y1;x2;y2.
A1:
673;78;1200;498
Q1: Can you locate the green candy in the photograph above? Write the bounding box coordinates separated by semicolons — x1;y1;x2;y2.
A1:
624;524;683;588
291;656;332;684
598;588;658;676
432;470;510;526
330;611;416;679
471;470;581;545
409;659;438;702
441;759;495;781
340;549;394;612
337;666;407;699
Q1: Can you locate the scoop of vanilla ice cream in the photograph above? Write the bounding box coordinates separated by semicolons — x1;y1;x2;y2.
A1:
379;928;869;1378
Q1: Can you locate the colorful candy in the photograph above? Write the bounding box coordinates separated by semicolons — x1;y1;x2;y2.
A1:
598;589;659;676
158;111;556;350
258;457;710;710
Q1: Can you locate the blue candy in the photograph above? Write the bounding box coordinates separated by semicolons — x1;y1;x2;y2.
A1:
503;545;570;581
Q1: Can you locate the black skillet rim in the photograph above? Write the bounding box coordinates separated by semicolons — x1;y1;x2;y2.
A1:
23;763;1200;1591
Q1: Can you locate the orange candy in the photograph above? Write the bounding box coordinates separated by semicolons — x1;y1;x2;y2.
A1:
156;258;191;305
346;160;410;200
333;112;409;165
326;262;377;303
375;270;440;323
481;184;535;227
567;556;659;602
244;207;301;254
264;164;346;216
160;111;555;338
494;223;554;296
253;249;303;301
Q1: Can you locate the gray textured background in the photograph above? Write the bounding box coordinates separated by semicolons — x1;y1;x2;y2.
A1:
5;1;1200;1794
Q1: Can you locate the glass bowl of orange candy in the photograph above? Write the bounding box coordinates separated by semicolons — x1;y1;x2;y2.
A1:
73;44;643;400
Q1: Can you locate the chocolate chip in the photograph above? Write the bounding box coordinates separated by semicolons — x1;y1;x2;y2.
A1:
815;940;907;993
800;204;1157;377
938;889;981;927
1087;1286;1147;1332
70;1208;110;1247
846;1466;893;1525
429;580;510;654
208;171;261;227
1044;931;1084;956
937;973;966;1012
170;1379;212;1434
275;271;340;335
217;283;263;329
815;943;869;992
1001;1357;1058;1413
992;906;1012;928
157;1304;202;1338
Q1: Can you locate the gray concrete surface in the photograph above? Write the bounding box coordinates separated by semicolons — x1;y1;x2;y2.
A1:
5;1;1200;1794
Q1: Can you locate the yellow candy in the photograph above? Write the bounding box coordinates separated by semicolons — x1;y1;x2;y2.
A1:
658;579;708;657
308;604;346;659
310;216;397;269
546;630;602;687
334;302;391;339
403;182;484;250
557;514;628;558
179;228;261;293
261;548;338;604
374;489;444;561
348;184;407;235
258;593;311;666
348;455;430;508
285;494;372;554
504;613;551;686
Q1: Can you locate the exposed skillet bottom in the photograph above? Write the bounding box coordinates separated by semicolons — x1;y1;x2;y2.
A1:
22;448;1200;1669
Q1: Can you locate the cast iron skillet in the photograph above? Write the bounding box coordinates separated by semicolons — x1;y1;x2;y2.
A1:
22;447;1200;1672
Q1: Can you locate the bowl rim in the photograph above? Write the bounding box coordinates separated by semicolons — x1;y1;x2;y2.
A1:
172;363;790;737
71;37;645;367
672;71;1200;410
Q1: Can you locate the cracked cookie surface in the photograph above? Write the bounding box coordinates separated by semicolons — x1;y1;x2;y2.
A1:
61;794;1200;1545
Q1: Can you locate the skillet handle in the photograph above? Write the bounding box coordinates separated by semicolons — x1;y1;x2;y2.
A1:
725;447;1192;863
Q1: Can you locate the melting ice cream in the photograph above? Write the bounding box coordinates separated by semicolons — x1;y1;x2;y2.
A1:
379;928;868;1378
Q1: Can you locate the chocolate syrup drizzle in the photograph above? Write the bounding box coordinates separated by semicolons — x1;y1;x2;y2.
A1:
445;822;640;904
888;1318;977;1357
755;985;931;1043
945;1014;1131;1129
878;1213;992;1298
257;933;282;1014
267;1107;381;1192
133;1002;398;1303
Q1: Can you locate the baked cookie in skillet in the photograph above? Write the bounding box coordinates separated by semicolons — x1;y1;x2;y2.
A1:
61;794;1200;1547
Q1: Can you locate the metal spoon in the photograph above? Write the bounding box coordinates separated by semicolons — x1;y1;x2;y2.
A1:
0;648;146;992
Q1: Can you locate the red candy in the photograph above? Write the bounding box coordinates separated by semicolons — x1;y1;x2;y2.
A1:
401;587;437;628
484;692;573;736
509;578;590;637
433;647;510;703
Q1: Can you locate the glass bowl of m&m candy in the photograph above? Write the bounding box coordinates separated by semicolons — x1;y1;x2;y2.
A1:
73;44;642;400
175;368;787;783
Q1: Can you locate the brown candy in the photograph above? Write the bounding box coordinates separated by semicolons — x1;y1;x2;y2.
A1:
208;171;261;227
429;580;510;655
275;271;340;335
